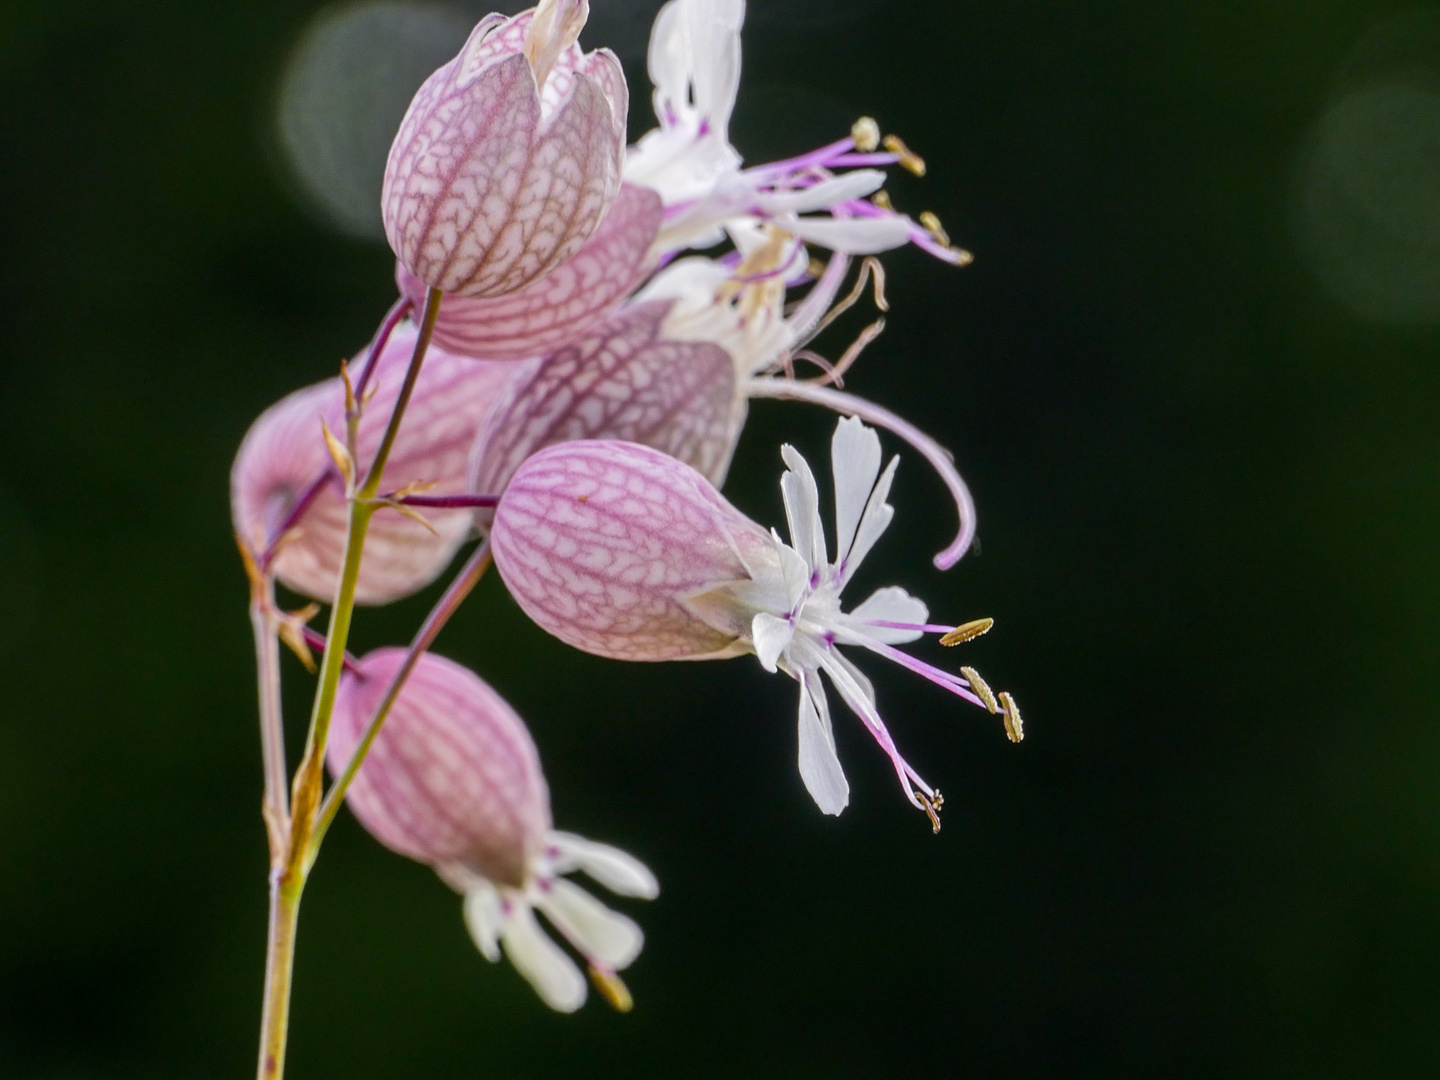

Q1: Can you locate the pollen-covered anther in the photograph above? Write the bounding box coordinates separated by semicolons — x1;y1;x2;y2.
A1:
919;211;951;249
588;966;634;1013
852;115;881;152
883;134;926;176
918;789;944;834
871;189;894;211
999;692;1023;743
940;617;993;646
959;666;999;715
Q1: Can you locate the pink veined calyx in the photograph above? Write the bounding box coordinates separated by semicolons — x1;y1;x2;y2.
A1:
382;0;628;299
489;417;1021;828
328;649;658;1012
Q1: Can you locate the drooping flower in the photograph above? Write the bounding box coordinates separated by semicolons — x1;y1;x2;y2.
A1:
382;0;628;299
625;0;968;266
394;183;664;361
230;322;515;605
329;648;658;1011
489;419;1020;823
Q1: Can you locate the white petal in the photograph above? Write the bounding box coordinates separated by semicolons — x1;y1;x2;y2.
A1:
831;416;882;565
757;170;886;214
549;832;660;899
752;611;793;672
501;904;587;1012
797;678;849;815
781;215;914;255
461;884;505;963
773;533;812;610
847;585;929;643
780;444;827;568
842;455;899;583
828;649;877;711
536;878;646;970
647;0;744;136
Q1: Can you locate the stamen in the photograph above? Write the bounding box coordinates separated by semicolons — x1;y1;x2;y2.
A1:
871;189;893;211
792;256;887;351
882;134;926;176
917;789;943;834
939;617;993;645
851;116;881;153
807;317;884;388
588;966;634;1013
918;211;950;248
959;666;998;714
999;692;1023;743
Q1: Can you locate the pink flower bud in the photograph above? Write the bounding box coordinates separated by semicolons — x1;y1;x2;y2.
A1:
466;300;742;522
329;649;550;885
230;323;514;605
329;649;658;1011
382;4;627;299
396;183;662;361
490;439;771;660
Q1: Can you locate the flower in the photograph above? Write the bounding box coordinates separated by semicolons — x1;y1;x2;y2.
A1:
329;648;658;1011
382;0;628;299
394;183;664;361
489;419;1019;823
625;0;969;265
230;321;515;605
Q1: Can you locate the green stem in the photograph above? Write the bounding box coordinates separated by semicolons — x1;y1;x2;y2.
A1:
307;538;493;865
256;870;304;1080
252;287;442;1080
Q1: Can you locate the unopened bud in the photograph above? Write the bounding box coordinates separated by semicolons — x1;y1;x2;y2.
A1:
383;7;628;299
230;323;515;605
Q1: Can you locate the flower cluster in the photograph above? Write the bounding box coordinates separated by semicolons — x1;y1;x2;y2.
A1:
233;0;1021;1028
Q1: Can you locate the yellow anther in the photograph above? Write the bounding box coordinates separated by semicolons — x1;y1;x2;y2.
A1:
960;666;999;715
883;134;926;176
940;617;993;646
999;692;1023;743
918;790;944;834
871;189;893;211
589;966;634;1012
808;257;827;279
852;116;881;152
918;211;950;248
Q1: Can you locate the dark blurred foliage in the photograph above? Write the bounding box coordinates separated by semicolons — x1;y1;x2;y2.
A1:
0;1;1437;1077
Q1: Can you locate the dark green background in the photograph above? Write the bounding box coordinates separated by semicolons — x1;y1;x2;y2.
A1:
0;0;1437;1076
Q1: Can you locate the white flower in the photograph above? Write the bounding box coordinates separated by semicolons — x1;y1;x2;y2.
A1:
446;831;659;1013
714;417;994;818
625;0;969;263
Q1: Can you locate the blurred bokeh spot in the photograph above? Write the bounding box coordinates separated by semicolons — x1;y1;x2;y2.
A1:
276;1;475;239
1295;9;1440;323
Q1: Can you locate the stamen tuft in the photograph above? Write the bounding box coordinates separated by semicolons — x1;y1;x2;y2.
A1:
883;135;926;176
940;618;993;646
589;966;634;1012
871;190;894;211
852;116;881;153
999;692;1023;743
960;666;999;714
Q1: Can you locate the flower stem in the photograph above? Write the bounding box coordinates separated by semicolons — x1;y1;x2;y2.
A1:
256;869;303;1080
252;287;442;1080
306;537;493;867
251;586;290;847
